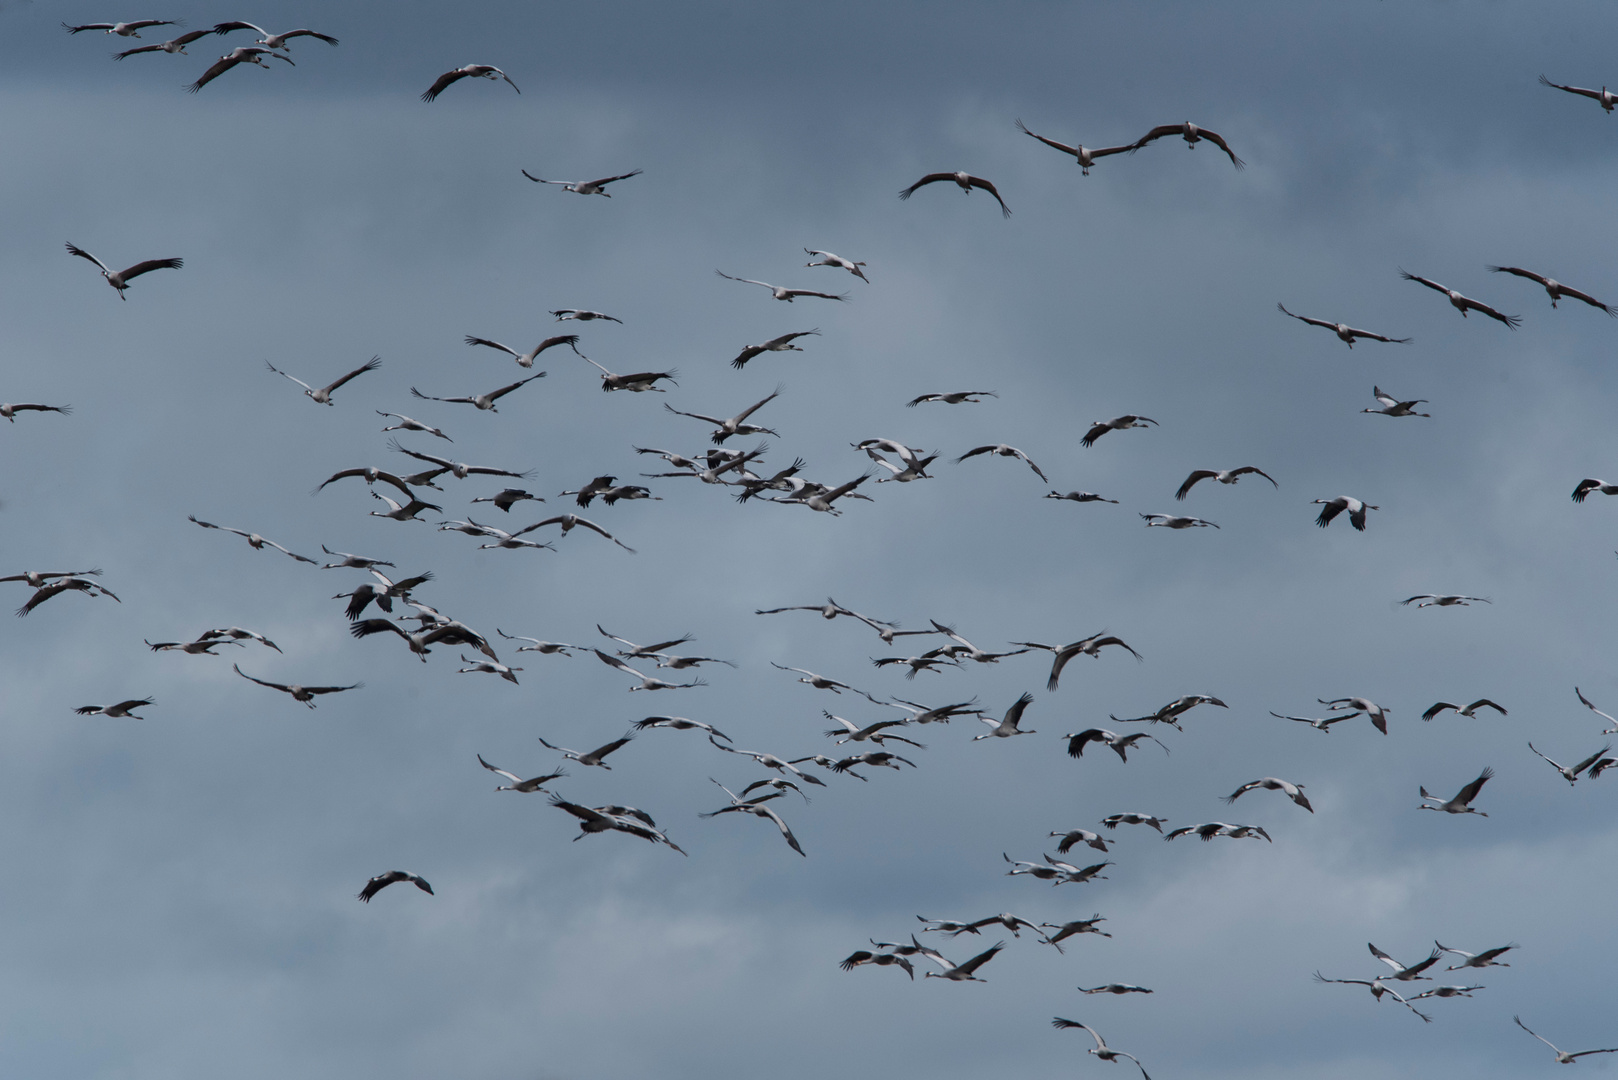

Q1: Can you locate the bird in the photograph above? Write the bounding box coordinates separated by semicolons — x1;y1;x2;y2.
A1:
357;871;433;902
593;650;707;692
1276;303;1412;347
1175;466;1277;500
74;698;154;718
422;65;519;102
1435;941;1516;970
188;515;315;563
233;665;361;708
730;330;820;370
520;168;642;195
376;411;451;441
1100;813;1167;832
1363;386;1431;417
1141;513;1218;529
956;443;1048;482
196;626;280;652
708;736;827;786
1368;943;1444;981
973;692;1037;740
1421;699;1507;720
14;576;120;617
578;355;677;392
597;626;697;659
920;941;1007;981
1527;741;1613;785
537;734;634;770
1223;777;1313;812
495;630;583;656
186;46;294;92
928;620;1029;663
715;270;848;302
755;597;871;622
457;655;521;683
518;514;636;553
1313;496;1378;530
1;403;71;422
211;22;339;50
0;569;104;589
313;467;418;500
349;618;488;662
145;636;243;655
64;243;181;299
1487;265;1614;315
469;489;544;514
908;390;997;407
387;440;531;482
112;29;212;58
771;663;861;695
1017;633;1143;691
1401;594;1491;608
475;754;566;793
547;795;686;854
1399;269;1521;327
804;249;868;282
1408;984;1485;1001
1572;479;1618;503
1061;728;1167;763
1538;73;1618;112
1165;822;1271;843
1038;916;1112;952
551;309;622;323
1049;829;1110;854
64;19;181;37
1419;767;1494;816
1514;1015;1618;1064
700;781;805;856
870;649;958;679
1082;415;1158;447
1080;985;1154;996
368;491;443;522
1576;687;1618;734
1014;119;1136;175
632;716;732;742
898;172;1011;216
1051;1020;1153;1078
1319;696;1391;734
410;373;544;412
832;750;917;773
1312;972;1432;1022
664;386;783;443
823;711;920;743
1045;490;1118;504
839;950;913;978
1131;120;1245;168
465;333;580;369
264;356;380;405
779;472;872;515
1109;694;1227;731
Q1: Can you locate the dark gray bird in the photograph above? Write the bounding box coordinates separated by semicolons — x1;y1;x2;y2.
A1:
233;664;361;708
1399;269;1521;327
1175;466;1277;500
187;46;294;92
464;333;580;368
74;698;154;718
1487;265;1614;315
265;356;380;405
521;168;642;196
731;330;819;370
1015;119;1135;175
65;243;181;299
898;171;1011;217
1082;415;1157;447
357;871;432;902
1131;120;1245;168
1277;303;1412;347
422;65;518;102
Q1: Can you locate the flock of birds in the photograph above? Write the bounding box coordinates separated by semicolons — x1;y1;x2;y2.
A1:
19;17;1618;1077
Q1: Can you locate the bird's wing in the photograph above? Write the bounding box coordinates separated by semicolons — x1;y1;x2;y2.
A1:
1197;128;1245;169
117;257;183;280
1016;450;1048;481
1576;687;1617;725
260;537;316;563
422;69;467;102
1458;295;1521;328
1276;302;1333;330
1398;270;1449;295
187;54;241;92
1455;767;1494;803
897;173;957;198
232;664;287;691
593;170;643;185
754;803;805;856
212;21;269;36
593;649;643;677
476;754;524;784
1515;1016;1561;1053
1015;119;1079;156
1485;264;1545;285
65;244;113;275
965;175;1012;216
1176;471;1216;500
1235;466;1278;487
488;375;545;400
590;736;634;760
263;361;314;392
1130;125;1182;148
284;29;339;44
465;336;519;357
715;270;774;289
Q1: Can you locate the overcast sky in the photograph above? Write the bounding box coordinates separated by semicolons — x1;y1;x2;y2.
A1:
4;2;1618;1078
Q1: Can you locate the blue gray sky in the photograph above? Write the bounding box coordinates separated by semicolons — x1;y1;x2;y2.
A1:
4;2;1618;1077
